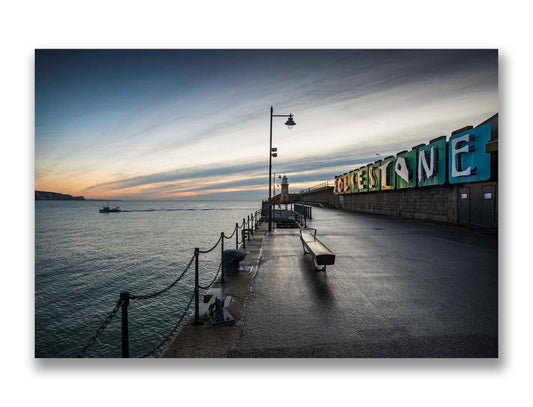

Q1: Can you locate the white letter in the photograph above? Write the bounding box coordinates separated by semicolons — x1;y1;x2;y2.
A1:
451;134;471;177
380;160;392;188
368;168;375;188
418;147;435;182
395;157;410;183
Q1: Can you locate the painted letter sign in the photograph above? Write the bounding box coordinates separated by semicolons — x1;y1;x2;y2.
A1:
448;123;491;184
334;123;492;195
380;156;396;190
418;137;446;187
395;150;417;189
368;161;381;192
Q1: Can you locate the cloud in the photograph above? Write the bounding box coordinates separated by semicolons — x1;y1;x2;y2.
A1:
37;50;498;199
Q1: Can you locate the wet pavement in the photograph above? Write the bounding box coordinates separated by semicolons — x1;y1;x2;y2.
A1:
227;208;498;358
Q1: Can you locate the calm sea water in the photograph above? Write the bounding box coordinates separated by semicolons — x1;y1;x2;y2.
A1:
35;200;259;358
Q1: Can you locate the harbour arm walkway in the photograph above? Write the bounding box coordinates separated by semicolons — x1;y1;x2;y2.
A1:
164;207;498;358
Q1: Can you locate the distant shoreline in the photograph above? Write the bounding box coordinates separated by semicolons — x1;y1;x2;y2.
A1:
35;190;85;200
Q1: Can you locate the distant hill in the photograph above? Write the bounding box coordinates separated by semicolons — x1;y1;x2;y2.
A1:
35;191;85;200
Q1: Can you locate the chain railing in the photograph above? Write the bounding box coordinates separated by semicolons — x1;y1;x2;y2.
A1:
79;209;262;358
129;254;195;301
78;298;124;358
140;292;195;358
198;261;222;290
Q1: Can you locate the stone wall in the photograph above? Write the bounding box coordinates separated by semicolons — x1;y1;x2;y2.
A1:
297;182;497;226
336;185;459;223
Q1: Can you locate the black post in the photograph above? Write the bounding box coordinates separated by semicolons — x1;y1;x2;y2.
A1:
243;218;246;246
194;248;199;325
221;232;225;285
242;218;246;250
250;214;254;235
235;222;239;250
269;106;273;232
247;215;251;240
120;291;130;358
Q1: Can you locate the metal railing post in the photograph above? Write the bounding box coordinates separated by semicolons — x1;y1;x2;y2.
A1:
120;291;130;358
250;214;254;235
242;218;246;248
235;223;239;249
194;248;200;325
247;215;251;240
221;232;225;285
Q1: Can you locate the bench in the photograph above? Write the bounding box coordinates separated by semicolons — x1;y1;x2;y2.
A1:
299;228;335;272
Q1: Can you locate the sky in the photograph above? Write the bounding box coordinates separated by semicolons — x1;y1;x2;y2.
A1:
35;49;498;200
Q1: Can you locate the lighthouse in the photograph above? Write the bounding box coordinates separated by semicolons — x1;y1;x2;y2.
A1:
280;175;289;204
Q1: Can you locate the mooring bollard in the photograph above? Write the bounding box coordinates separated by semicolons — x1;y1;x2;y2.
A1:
221;232;225;285
120;291;130;358
194;248;199;325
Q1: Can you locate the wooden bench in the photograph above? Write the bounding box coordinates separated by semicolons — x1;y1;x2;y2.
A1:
299;228;335;272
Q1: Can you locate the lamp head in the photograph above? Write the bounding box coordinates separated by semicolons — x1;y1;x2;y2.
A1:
285;114;296;130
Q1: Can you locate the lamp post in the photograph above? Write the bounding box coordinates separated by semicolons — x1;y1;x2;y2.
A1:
273;173;281;207
269;106;295;232
273;172;276;206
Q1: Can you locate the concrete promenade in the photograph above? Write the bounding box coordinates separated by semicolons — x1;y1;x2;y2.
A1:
161;221;266;358
227;208;498;357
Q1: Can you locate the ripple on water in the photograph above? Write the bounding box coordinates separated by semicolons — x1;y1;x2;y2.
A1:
35;200;258;357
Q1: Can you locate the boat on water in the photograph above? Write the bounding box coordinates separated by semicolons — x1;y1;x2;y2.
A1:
99;205;121;213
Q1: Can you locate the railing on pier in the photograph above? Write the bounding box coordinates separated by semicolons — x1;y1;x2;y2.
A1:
299;181;330;194
294;203;312;220
79;209;263;358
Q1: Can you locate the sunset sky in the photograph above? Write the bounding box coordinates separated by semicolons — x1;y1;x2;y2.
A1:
35;49;498;200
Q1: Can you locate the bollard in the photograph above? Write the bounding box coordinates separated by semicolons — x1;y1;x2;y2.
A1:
120;291;130;358
247;215;251;241
235;223;239;250
194;248;200;325
221;232;225;285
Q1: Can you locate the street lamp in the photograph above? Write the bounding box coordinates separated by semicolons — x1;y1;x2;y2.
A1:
269;106;295;232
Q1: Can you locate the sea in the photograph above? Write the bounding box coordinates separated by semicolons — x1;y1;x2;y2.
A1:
35;200;260;358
